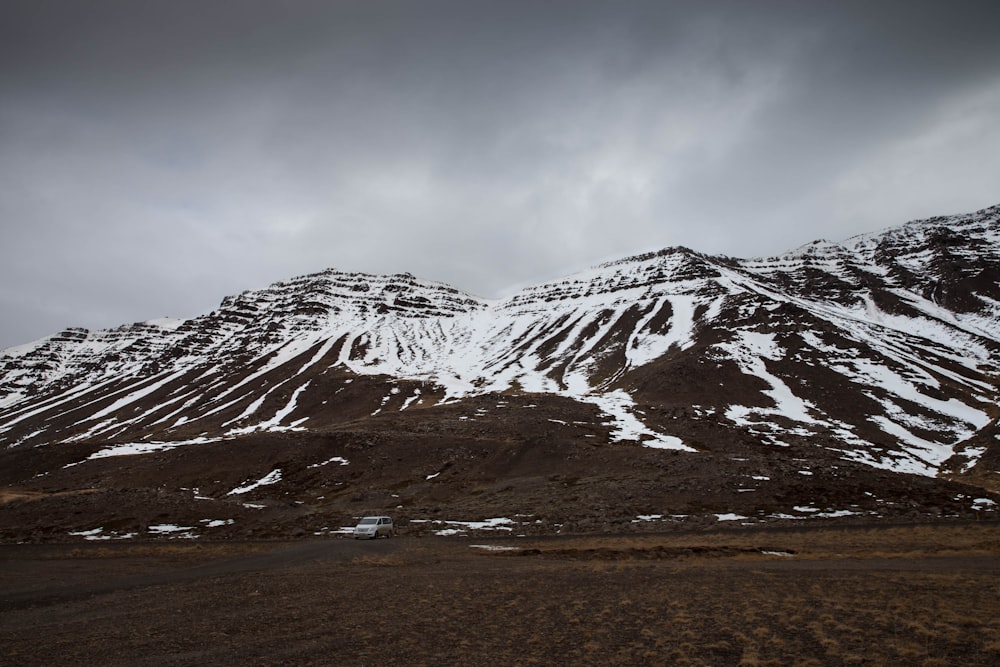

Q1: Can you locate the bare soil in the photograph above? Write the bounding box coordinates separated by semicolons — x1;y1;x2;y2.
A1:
2;522;999;666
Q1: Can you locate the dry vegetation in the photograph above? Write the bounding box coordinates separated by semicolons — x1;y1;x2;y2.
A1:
1;522;998;666
505;523;1000;561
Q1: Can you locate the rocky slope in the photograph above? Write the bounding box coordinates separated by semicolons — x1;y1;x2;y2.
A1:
1;205;998;541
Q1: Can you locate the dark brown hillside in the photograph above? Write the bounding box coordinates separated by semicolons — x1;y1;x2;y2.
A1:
1;390;994;543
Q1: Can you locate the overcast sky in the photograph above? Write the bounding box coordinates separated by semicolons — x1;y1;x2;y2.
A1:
2;1;998;349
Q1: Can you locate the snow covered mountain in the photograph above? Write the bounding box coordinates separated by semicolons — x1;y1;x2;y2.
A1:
1;205;998;540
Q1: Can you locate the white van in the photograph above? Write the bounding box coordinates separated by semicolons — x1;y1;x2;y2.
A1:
353;515;394;539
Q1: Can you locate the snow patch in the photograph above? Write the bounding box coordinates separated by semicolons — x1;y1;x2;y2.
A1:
972;498;997;510
148;524;196;538
585;390;694;451
228;469;282;495
308;456;350;468
469;544;521;552
411;517;516;536
69;527;137;541
85;437;220;461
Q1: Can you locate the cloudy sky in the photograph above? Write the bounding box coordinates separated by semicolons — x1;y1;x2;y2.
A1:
2;1;998;349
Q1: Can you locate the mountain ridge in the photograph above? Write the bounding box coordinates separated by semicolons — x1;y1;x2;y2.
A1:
1;204;998;541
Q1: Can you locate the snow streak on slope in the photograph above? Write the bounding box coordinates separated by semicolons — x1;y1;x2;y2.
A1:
720;331;821;429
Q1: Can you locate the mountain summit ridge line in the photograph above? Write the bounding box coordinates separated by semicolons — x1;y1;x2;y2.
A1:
1;203;998;481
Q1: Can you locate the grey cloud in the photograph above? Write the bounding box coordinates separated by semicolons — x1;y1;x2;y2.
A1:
1;1;999;348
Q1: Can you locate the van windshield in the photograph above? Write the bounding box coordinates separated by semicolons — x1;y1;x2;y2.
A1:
359;518;378;525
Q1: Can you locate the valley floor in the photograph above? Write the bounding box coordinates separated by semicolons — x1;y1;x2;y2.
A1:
2;522;999;666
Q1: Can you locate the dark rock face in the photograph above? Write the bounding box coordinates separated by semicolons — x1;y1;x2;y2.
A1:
1;205;999;541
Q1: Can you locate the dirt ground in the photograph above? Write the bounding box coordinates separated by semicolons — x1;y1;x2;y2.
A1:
2;522;999;666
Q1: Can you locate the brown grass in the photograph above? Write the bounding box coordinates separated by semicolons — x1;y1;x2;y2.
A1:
1;523;998;666
0;487;100;505
490;523;1000;561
